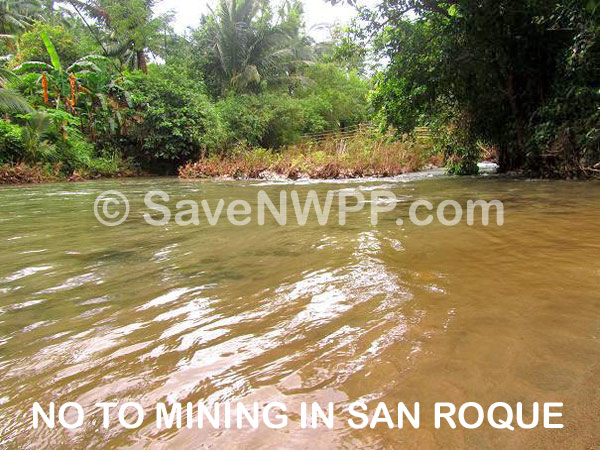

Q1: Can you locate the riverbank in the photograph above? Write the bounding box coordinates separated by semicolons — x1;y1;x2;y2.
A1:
1;134;442;185
180;136;441;181
0;162;142;185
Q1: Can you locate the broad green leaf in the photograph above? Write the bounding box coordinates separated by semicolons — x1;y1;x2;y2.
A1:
14;61;54;73
76;55;112;65
40;31;62;72
123;91;133;108
67;61;101;74
96;93;108;110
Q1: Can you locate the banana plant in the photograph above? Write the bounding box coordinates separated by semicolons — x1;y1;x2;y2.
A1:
14;30;132;141
14;31;111;106
14;30;70;108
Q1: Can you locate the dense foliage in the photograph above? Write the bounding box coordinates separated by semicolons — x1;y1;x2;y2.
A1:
120;68;223;172
0;0;597;180
367;0;599;176
0;0;371;178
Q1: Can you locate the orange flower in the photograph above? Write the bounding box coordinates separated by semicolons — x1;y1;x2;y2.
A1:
41;73;48;105
69;74;77;112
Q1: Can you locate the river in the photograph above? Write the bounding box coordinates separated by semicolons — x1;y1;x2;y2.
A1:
0;174;599;448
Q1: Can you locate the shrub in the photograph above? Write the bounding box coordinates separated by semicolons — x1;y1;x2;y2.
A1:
215;94;271;149
216;93;306;150
87;157;125;176
431;120;481;176
56;137;96;172
57;125;130;177
216;91;348;151
123;66;225;173
259;94;308;148
298;96;332;134
295;63;371;129
16;22;93;68
528;87;600;178
0;121;25;164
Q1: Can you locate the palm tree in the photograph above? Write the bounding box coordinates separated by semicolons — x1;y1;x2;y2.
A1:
0;0;42;59
60;0;168;73
199;0;295;94
0;88;32;113
58;0;110;23
276;1;318;91
0;68;32;113
22;110;54;162
0;0;42;35
0;0;37;114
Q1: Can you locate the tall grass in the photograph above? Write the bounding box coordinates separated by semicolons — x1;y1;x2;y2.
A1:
180;130;441;180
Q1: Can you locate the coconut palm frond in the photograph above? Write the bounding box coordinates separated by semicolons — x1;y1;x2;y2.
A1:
201;0;317;94
0;0;42;34
0;88;33;113
0;66;17;85
60;0;110;23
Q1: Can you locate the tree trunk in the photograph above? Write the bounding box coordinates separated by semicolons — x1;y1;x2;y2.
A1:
137;50;148;74
46;0;54;21
501;72;526;172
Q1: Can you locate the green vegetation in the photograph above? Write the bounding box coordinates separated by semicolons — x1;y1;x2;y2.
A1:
365;0;599;177
0;0;377;182
0;0;597;183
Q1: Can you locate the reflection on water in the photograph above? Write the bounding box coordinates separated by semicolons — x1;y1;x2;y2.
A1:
0;176;599;449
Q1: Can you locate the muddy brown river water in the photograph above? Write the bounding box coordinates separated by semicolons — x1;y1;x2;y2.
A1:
0;174;599;449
